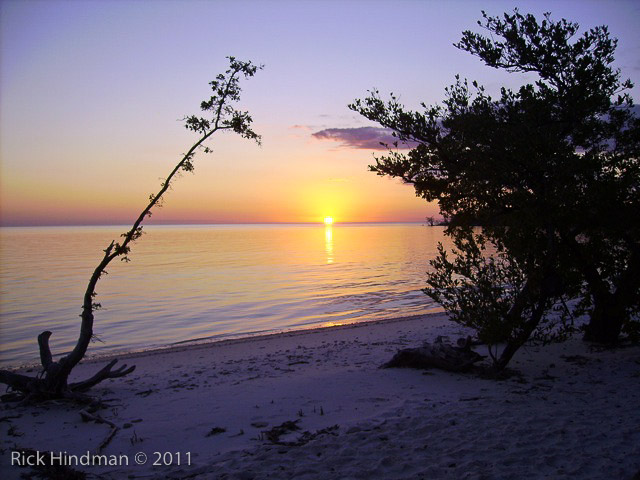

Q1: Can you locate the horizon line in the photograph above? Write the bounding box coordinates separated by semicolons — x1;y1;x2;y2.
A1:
0;220;434;228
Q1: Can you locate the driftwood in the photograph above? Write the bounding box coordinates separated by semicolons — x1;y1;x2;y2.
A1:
79;409;119;453
382;336;484;372
261;420;340;447
0;354;134;405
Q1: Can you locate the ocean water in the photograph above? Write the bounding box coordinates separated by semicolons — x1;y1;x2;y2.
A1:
0;224;448;367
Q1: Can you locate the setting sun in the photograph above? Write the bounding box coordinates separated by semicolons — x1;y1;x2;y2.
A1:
323;216;334;225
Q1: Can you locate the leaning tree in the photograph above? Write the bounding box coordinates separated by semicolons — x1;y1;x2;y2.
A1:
350;10;639;368
0;57;262;402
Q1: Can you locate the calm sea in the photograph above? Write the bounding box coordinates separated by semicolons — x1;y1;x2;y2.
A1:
0;223;448;367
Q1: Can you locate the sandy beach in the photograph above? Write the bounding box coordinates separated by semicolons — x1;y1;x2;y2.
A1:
1;313;639;479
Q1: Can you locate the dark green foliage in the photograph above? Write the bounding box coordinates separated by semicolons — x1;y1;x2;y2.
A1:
425;228;575;367
351;10;639;368
426;231;525;360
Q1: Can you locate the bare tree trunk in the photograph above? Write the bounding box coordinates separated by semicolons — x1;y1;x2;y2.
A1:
496;227;562;370
496;292;549;370
584;253;639;343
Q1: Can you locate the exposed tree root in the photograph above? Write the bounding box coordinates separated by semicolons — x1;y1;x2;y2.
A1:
69;359;136;393
0;336;135;405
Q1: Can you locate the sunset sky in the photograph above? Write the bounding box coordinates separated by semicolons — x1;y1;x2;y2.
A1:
1;0;639;226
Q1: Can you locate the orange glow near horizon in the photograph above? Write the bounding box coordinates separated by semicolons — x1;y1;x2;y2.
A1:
0;127;438;226
2;1;638;229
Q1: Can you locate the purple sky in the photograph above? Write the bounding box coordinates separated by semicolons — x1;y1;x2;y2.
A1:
1;0;639;225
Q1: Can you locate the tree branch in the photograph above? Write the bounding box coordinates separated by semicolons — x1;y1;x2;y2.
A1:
69;359;136;393
37;331;53;370
0;370;39;394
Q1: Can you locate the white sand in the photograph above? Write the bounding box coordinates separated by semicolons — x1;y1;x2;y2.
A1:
1;313;639;479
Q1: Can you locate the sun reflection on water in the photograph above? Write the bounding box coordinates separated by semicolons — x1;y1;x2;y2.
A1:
325;224;334;264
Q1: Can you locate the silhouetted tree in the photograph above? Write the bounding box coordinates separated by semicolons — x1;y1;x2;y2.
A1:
0;57;262;402
351;10;639;368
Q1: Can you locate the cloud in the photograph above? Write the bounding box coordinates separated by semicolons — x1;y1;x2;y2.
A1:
313;106;640;151
311;127;418;150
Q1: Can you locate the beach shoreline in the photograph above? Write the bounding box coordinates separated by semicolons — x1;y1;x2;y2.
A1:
79;311;448;366
1;313;639;479
1;312;445;371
